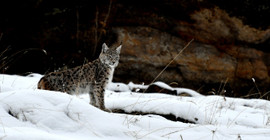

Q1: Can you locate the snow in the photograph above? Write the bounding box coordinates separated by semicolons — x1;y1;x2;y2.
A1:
0;74;270;140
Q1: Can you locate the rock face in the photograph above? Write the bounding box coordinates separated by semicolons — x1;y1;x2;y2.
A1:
111;7;270;97
178;7;270;45
1;0;270;98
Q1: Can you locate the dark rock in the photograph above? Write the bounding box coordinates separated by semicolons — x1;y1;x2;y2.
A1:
112;26;270;97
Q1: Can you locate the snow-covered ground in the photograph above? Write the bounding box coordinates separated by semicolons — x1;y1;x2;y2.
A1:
0;74;270;140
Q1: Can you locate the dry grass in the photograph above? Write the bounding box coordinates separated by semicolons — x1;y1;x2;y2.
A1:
0;47;47;73
0;32;47;73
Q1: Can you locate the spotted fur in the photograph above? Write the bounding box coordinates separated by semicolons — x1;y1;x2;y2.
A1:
38;43;122;110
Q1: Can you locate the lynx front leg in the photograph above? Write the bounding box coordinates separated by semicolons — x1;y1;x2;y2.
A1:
93;85;106;110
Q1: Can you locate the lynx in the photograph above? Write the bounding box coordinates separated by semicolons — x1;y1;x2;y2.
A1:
38;43;122;110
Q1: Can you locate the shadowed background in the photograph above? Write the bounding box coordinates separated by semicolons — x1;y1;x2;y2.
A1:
1;0;270;98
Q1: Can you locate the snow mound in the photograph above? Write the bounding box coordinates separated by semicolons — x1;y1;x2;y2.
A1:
1;74;270;140
0;90;135;140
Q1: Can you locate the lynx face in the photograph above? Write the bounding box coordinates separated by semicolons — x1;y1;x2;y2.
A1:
99;43;122;68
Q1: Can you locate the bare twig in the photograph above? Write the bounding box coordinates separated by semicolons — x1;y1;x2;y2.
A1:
0;48;47;72
241;92;261;98
252;78;262;97
227;108;246;128
94;0;112;55
129;39;193;111
103;0;112;28
259;91;270;99
0;46;11;59
218;78;228;96
98;0;112;41
148;38;194;87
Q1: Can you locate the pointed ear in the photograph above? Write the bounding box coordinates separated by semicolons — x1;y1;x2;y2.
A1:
116;45;122;54
102;43;109;53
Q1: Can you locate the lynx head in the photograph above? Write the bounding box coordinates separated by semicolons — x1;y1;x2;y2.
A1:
99;43;122;68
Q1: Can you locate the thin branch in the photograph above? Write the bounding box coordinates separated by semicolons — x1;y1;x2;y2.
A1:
103;0;112;28
97;0;113;42
0;48;47;71
93;0;112;56
252;78;262;97
149;38;194;86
